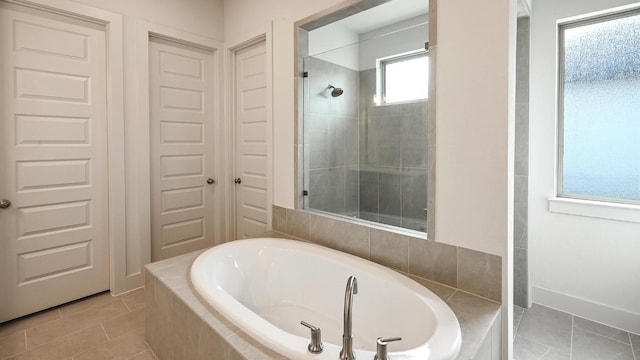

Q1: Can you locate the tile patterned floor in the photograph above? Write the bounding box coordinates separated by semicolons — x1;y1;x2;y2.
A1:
514;304;640;360
3;291;637;360
0;289;155;360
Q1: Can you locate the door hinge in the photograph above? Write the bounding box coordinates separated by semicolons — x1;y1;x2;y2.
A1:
303;190;309;196
303;71;308;78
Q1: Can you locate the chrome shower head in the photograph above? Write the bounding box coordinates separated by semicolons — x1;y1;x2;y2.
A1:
328;85;344;97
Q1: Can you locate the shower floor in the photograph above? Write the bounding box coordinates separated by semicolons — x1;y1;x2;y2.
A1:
514;303;639;360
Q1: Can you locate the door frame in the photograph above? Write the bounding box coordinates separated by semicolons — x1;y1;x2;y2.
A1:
137;21;224;265
224;22;274;241
2;0;127;294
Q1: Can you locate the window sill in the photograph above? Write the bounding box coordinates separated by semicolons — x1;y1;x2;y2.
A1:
548;197;640;223
375;98;427;107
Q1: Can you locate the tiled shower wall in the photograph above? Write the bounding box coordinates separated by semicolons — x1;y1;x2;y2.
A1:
304;57;428;232
514;17;530;308
305;57;360;216
358;69;428;231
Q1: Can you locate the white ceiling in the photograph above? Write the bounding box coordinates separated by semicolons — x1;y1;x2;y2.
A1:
336;0;533;34
321;0;529;36
334;0;428;34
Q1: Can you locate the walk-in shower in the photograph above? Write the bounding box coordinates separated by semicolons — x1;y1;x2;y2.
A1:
300;4;429;233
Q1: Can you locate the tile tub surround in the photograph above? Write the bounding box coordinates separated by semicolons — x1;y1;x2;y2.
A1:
514;303;640;360
145;231;501;360
273;205;502;302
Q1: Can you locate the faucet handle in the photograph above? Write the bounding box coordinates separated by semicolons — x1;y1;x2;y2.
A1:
300;321;324;354
374;337;402;360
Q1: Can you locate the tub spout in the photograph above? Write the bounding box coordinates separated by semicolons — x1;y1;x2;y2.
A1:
339;275;358;360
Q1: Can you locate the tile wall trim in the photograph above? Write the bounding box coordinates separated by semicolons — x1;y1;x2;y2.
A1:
273;205;502;303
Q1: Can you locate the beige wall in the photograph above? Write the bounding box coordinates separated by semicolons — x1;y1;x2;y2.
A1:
435;0;515;257
71;0;224;38
433;1;516;357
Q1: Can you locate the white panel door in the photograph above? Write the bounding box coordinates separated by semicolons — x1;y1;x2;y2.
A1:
0;3;109;322
234;41;270;238
149;37;216;261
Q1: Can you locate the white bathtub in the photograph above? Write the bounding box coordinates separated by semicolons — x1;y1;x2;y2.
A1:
190;238;461;360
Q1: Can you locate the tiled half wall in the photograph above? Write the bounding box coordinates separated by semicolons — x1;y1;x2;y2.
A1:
273;205;502;303
145;243;502;360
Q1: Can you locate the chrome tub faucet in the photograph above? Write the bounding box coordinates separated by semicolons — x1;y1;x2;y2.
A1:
340;275;358;360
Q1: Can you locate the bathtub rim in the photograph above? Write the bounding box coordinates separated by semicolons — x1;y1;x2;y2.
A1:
190;237;462;360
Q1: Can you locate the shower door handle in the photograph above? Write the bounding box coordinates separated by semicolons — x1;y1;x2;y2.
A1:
0;199;11;209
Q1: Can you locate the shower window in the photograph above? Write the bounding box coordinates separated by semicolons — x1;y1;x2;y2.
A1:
379;51;428;104
557;8;640;204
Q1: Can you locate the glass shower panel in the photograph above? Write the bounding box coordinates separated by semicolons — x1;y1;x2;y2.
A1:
303;46;361;218
303;22;428;232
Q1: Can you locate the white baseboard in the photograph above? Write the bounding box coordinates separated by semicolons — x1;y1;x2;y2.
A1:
532;286;640;335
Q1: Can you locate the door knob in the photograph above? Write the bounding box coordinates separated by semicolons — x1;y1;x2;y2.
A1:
234;178;242;184
0;199;11;209
207;178;215;185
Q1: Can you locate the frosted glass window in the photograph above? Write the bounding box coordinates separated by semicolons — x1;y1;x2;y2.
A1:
382;52;428;104
559;10;640;203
